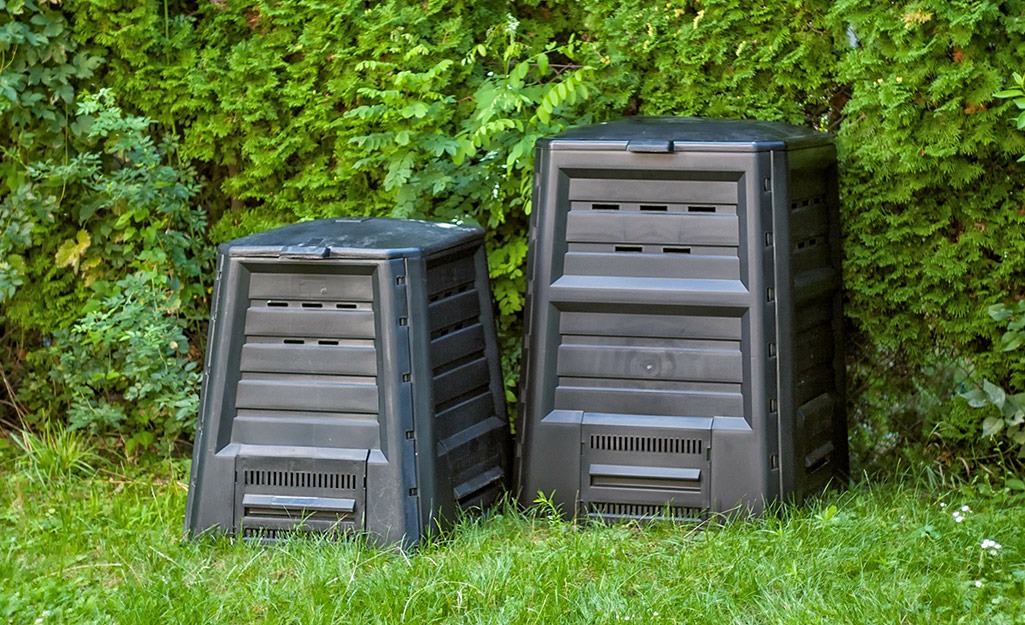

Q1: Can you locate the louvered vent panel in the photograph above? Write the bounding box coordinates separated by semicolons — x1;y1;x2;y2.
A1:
233;270;380;422
426;251;505;507
790;193;840;491
590;434;703;455
585;501;706;522
243;469;359;491
563;198;741;280
554;312;744;418
427;252;493;438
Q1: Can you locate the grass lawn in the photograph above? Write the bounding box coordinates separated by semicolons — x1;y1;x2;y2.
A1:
1;445;1024;624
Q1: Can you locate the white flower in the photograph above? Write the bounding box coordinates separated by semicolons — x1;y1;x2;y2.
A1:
975;580;983;588
939;502;946;508
961;505;971;513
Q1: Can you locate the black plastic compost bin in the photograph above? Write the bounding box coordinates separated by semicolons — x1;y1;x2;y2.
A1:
515;117;848;522
185;217;511;546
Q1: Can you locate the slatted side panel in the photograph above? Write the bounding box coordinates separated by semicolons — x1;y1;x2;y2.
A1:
789;184;841;494
232;269;380;439
554;311;744;418
426;251;506;509
563;197;741;282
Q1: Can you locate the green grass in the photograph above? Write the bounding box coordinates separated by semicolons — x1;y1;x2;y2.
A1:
2;449;1025;625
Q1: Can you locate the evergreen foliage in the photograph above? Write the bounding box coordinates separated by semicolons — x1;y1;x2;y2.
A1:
1;0;1024;470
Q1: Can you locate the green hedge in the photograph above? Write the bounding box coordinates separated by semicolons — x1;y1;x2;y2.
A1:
2;0;1024;470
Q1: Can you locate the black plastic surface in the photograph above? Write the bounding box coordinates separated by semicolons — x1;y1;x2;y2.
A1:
516;117;847;522
186;217;510;547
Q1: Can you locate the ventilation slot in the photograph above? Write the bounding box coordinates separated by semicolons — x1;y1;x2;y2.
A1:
267;301;288;307
241;526;347;541
283;339;305;345
586;502;706;522
428;281;475;303
795;237;822;251
318;339;339;346
242;527;285;540
790;196;824;210
592;203;620;210
614;245;643;253
639;204;667;212
590;434;703;455
431;318;476;340
662;246;691;254
301;302;323;309
433;351;486;376
688;205;716;213
243;469;358;490
435;384;491;413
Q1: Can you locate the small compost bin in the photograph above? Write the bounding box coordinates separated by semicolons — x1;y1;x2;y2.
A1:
186;217;510;546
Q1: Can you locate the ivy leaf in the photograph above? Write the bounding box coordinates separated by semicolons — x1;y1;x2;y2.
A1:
54;229;92;273
960;386;989;408
984;379;1006;408
982;416;1004;438
989;303;1013;321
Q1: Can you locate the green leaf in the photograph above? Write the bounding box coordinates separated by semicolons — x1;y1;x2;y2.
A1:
960;387;989;408
537;53;549;76
984;379;1006;408
1001;331;1023;352
989;304;1013;321
1006;478;1025;490
54;230;91;273
994;90;1022;98
982;416;1004;438
536;104;550;125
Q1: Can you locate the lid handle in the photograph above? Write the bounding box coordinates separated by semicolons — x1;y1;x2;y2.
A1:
627;140;674;153
280;245;330;259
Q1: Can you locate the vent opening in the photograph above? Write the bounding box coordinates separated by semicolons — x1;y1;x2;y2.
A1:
301;302;323;309
590;434;703;454
688;205;716;213
431;319;477;340
283;339;305;345
662;246;691;254
614;245;643;253
592;203;620;211
335;303;357;309
267;301;288;307
806;454;830;474
639;205;668;212
433;351;486;376
586;501;706;522
428;281;475;303
318;339;339;346
243;469;358;490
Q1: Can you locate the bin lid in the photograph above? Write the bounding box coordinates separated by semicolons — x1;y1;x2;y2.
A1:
539;116;832;152
221;217;482;259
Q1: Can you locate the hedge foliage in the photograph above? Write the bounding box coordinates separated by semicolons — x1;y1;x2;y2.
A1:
2;0;1025;470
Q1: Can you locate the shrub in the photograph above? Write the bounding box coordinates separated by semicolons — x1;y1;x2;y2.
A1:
1;1;1024;472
